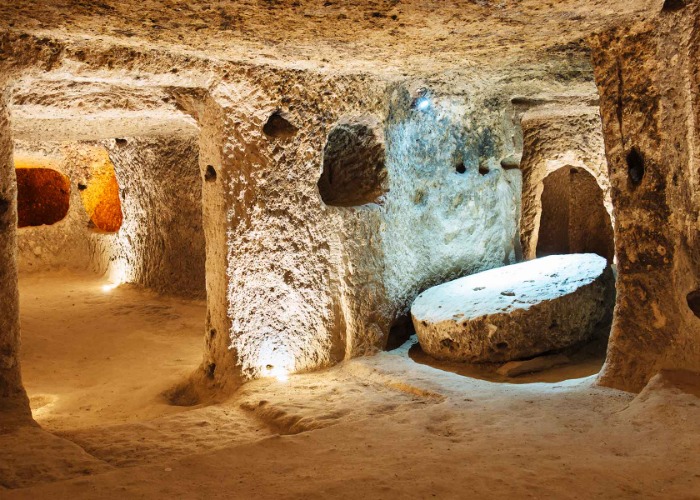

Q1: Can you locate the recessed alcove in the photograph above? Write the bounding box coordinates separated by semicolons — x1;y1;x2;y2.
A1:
15;168;70;228
317;121;386;207
687;290;700;318
263;111;297;140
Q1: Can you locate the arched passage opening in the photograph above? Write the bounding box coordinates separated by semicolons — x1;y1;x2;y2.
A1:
537;167;614;262
410;165;617;385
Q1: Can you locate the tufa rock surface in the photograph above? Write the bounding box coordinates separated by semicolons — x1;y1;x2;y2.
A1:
591;0;700;392
496;354;570;377
411;254;615;363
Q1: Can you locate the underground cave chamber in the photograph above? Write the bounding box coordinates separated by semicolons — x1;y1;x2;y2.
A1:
0;1;699;496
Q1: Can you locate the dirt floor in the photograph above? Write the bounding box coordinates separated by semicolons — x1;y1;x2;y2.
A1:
18;271;206;431
1;271;699;498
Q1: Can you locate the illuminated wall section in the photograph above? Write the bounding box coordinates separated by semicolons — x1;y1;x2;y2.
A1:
78;148;123;233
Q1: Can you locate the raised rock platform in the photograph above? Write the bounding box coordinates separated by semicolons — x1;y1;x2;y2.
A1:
411;254;615;363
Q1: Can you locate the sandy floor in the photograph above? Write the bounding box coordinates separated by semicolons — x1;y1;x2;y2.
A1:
19;270;206;431
2;271;699;497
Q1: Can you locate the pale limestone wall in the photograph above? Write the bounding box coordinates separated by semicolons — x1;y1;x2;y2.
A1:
381;85;523;325
169;73;526;399
11;138;206;300
195;76;389;394
0;29;628;400
591;0;700;392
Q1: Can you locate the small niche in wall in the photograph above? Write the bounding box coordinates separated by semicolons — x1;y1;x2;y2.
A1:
386;313;416;351
318;121;387;207
263;111;298;140
15;167;71;228
79;148;123;233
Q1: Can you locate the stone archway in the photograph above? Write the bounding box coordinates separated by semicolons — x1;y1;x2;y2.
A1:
536;166;614;262
15;167;70;228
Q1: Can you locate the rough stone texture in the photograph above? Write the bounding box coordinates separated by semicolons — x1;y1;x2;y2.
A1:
0;47;595;397
0;427;113;488
566;168;615;261
412;254;615;363
12;139;205;300
591;0;700;392
10;80;198;142
536;166;615;261
381;85;523;321
14;167;70;228
13;142;111;274
317;119;386;207
203;76;388;389
0;87;30;421
518;101;614;260
0;0;690;398
167;73;531;398
0;0;655;77
103;137;205;298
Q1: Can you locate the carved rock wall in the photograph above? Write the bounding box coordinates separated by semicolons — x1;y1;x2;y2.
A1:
591;0;700;392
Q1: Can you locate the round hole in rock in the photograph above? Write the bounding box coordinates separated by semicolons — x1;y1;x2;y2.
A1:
263;111;297;140
15;168;70;228
205;165;217;182
79;148;123;233
455;163;467;174
626;147;645;186
317;122;386;207
687;290;700;318
478;165;490;175
537;167;615;262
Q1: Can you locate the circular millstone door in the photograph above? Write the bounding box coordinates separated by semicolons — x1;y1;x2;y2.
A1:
411;254;615;363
